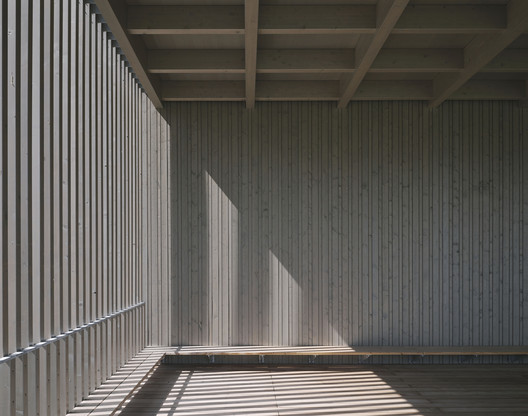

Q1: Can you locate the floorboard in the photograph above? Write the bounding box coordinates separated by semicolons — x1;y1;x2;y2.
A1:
68;347;528;415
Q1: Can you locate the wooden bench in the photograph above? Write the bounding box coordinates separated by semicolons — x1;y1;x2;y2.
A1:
163;345;528;365
165;345;528;357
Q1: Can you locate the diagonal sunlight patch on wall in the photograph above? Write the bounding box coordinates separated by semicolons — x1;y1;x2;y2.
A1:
269;251;301;345
205;169;346;347
206;171;239;345
269;250;345;346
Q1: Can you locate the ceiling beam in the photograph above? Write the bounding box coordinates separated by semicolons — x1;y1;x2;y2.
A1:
162;81;339;101
451;80;526;100
258;49;354;73
257;81;338;101
127;5;505;36
481;49;528;72
371;49;463;72
127;6;244;35
148;49;355;74
149;50;245;74
162;81;245;101
393;5;506;34
94;0;163;109
148;48;528;75
245;0;259;108
355;80;431;100
161;79;526;102
259;5;375;35
429;0;528;107
338;0;409;108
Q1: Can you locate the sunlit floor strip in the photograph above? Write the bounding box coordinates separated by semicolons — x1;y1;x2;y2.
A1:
67;347;168;416
69;348;528;415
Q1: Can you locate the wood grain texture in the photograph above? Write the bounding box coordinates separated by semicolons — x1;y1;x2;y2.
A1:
0;1;171;415
65;346;528;415
170;101;527;361
244;0;259;108
338;0;409;108
430;0;528;107
70;353;528;416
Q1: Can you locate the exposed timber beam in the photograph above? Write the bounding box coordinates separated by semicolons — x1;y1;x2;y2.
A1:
245;0;259;108
338;0;409;108
162;81;246;101
429;0;528;107
148;49;355;74
94;0;163;109
127;6;245;35
258;49;354;73
258;5;375;34
371;49;463;72
257;81;338;101
451;79;526;100
148;48;482;74
393;5;506;34
481;49;528;72
127;5;506;36
148;48;528;75
148;50;245;74
161;79;525;102
161;81;339;101
355;80;431;100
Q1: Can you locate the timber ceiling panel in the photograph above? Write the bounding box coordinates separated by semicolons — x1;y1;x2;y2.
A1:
96;0;528;108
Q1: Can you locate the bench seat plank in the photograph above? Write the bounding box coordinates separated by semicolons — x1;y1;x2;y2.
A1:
166;345;528;356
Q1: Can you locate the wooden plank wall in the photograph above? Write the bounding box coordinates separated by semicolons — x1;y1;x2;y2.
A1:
0;1;171;414
169;101;527;359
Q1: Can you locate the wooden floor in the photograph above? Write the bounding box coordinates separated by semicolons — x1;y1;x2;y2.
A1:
68;348;528;415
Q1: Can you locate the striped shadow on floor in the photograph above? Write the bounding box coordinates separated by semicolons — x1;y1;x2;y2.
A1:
116;363;528;415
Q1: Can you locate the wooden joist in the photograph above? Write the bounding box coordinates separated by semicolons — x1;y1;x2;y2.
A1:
245;0;259;108
338;0;410;108
127;4;508;35
429;0;528;107
161;79;527;102
371;48;464;73
451;79;526;100
162;81;246;101
148;50;246;74
148;49;356;74
393;4;507;34
128;6;246;35
94;0;163;109
150;48;528;74
483;49;528;72
98;1;527;104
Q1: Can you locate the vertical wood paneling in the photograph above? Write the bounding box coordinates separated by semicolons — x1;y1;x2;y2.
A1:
19;0;30;352
0;0;5;360
0;1;171;414
6;0;20;356
170;101;527;356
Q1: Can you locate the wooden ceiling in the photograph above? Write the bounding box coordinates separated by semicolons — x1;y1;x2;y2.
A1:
95;0;528;109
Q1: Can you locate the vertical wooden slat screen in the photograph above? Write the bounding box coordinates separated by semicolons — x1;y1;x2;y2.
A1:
170;101;526;363
0;1;171;414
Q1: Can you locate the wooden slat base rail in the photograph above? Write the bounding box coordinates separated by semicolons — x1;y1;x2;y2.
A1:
166;345;528;356
0;302;145;365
